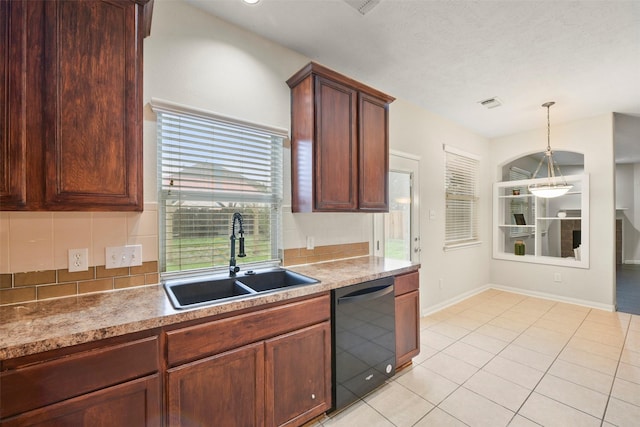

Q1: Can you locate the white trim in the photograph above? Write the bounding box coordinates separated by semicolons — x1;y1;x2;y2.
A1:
443;241;483;251
149;98;289;139
443;144;481;161
487;283;615;312
420;283;615;317
390;149;422;161
624;260;640;265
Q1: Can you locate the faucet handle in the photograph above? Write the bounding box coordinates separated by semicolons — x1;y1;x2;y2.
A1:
230;265;240;276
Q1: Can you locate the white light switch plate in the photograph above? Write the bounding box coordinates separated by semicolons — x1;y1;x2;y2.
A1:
105;245;143;269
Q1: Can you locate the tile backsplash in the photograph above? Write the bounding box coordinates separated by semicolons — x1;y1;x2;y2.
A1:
0;261;159;306
0;203;159;305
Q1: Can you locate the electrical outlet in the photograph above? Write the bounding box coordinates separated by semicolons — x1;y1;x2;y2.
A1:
554;273;562;283
105;245;143;269
306;236;315;250
68;248;89;272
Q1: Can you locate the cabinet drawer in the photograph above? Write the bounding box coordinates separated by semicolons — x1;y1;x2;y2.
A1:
395;271;419;296
0;336;159;418
166;294;331;367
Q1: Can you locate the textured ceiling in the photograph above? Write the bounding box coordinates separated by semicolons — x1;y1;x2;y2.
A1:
186;0;640;158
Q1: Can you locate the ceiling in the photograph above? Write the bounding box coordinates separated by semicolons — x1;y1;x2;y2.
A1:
186;0;640;159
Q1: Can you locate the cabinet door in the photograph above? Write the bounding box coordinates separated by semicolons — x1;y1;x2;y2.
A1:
314;76;358;211
167;342;265;427
395;290;420;367
358;93;389;212
42;0;142;210
0;375;161;427
265;321;331;427
0;0;28;208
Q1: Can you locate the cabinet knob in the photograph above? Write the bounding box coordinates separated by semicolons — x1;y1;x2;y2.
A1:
311;394;316;400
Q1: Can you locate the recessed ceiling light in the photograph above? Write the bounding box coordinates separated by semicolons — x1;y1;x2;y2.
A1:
243;0;261;5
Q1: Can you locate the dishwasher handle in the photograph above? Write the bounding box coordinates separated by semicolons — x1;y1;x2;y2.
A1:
337;284;394;305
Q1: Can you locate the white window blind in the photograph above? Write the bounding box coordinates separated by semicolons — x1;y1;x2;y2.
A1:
153;101;284;273
444;145;480;247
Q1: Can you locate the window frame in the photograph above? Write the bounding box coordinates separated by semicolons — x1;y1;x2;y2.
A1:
151;99;286;277
443;144;481;250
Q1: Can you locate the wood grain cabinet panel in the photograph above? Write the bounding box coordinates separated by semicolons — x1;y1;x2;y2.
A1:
0;0;28;208
287;62;394;213
0;375;161;427
167;342;265;427
0;0;151;211
395;272;420;367
265;321;331;427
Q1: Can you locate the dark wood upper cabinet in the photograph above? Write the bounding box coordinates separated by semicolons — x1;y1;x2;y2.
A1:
287;62;394;213
0;0;152;211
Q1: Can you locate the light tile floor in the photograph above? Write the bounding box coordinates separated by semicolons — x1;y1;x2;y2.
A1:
310;289;640;427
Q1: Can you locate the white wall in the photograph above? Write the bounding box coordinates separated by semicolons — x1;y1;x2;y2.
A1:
490;114;616;309
144;0;373;252
389;99;492;312
144;0;493;314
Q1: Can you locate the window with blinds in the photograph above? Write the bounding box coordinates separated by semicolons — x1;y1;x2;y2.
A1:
154;102;284;273
444;145;480;248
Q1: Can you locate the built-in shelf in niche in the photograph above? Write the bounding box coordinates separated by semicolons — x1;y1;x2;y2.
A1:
493;174;589;268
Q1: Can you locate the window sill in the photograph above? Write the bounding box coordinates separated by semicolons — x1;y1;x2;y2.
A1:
443;241;482;252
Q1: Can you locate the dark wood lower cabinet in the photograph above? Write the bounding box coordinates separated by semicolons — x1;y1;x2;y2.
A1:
265;322;331;427
395;272;421;367
0;374;160;427
166;342;265;427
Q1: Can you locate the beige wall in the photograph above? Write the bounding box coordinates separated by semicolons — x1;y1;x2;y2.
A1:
489;113;616;309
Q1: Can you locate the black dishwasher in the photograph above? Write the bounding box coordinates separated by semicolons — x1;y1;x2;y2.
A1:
331;276;396;411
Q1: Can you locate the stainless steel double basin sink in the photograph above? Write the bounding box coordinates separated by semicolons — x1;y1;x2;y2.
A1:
164;268;319;309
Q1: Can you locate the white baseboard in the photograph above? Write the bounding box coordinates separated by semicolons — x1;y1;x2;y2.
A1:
420;285;491;317
421;283;615;316
486;283;615;312
624;260;640;265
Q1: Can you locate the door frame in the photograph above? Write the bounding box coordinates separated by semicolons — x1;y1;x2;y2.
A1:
373;150;421;263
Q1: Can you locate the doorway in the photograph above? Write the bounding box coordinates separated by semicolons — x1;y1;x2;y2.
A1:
374;151;420;263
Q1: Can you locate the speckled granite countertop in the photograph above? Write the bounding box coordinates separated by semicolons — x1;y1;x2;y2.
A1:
0;256;419;360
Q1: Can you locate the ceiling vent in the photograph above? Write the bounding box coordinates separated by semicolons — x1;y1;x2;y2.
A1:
478;97;503;109
344;0;381;15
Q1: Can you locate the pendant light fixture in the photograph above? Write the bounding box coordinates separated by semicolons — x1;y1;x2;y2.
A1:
528;102;573;198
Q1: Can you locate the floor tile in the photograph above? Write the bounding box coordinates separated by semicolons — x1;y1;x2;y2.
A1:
421;352;479;385
620;347;640;367
534;374;608;418
427;321;472;340
460;331;509;354
567;335;622;360
489;316;531;333
547;359;614;394
499;343;555;372
512;332;565;357
439;386;515;427
558;346;619;375
483;356;544;390
458;308;497;323
443;341;495;367
463;370;531;412
394;364;458;405
445;313;485;331
611;377;640;406
476;323;519;342
507;415;541;426
412;408;467;427
625;329;640;352
322;401;393;427
518;392;601;427
364;381;433;427
420;329;456;351
411;343;439;365
616;361;640;385
604;397;640;427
